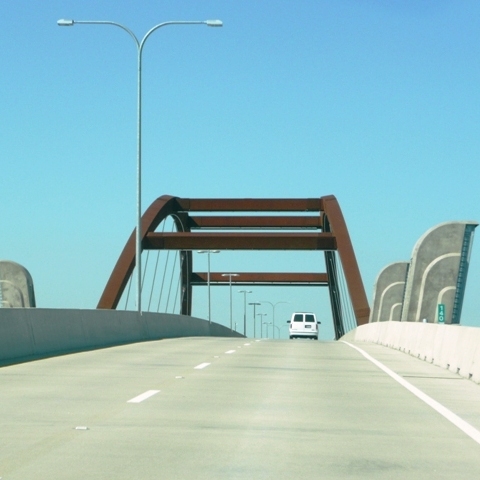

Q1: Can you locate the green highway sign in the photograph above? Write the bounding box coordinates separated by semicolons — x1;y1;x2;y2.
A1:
437;303;445;323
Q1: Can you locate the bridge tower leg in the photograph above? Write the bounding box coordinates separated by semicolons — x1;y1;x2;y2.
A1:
180;250;193;316
325;251;345;339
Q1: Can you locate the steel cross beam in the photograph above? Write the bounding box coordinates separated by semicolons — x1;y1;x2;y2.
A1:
143;232;336;250
174;198;322;212
187;216;323;229
190;272;329;286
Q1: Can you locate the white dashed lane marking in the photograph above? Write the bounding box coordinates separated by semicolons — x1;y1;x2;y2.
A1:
127;390;160;403
194;362;211;370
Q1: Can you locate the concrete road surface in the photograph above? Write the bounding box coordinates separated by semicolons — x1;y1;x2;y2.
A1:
1;337;480;479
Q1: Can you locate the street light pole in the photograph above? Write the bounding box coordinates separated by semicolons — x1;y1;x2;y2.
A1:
259;301;290;339
58;18;223;314
222;273;239;331
273;325;280;338
249;302;261;338
257;313;267;338
263;321;272;339
238;290;252;336
198;250;220;323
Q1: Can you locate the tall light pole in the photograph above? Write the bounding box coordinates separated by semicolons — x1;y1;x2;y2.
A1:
249;302;261;338
58;18;223;314
258;313;267;337
238;290;252;336
222;273;239;331
198;250;220;323
259;301;290;339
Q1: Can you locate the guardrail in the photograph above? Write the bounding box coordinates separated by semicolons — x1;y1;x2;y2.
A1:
342;321;480;384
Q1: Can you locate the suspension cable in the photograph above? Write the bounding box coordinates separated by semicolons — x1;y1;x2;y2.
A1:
165;249;179;312
148;219;167;311
168;214;187;315
124;273;133;310
336;253;356;332
173;258;182;313
141;250;150;290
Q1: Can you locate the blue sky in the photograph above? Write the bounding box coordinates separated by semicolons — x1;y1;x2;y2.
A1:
2;1;480;339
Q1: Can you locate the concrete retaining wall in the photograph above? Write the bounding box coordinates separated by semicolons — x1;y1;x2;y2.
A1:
342;322;480;384
0;308;242;366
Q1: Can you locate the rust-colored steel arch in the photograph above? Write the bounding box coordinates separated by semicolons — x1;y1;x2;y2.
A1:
98;195;370;329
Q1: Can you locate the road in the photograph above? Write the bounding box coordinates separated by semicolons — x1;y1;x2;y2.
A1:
1;337;480;479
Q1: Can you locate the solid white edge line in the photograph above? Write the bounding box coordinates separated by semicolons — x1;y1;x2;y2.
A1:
342;341;480;445
194;362;211;370
127;389;160;404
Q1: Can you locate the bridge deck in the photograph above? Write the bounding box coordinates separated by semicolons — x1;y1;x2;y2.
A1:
1;338;480;478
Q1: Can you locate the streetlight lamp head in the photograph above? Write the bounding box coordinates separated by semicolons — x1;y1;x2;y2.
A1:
57;19;74;26
205;19;223;27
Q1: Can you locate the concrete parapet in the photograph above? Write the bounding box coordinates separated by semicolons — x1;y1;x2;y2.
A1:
345;322;480;384
0;260;36;307
369;262;409;322
0;308;242;366
401;221;477;324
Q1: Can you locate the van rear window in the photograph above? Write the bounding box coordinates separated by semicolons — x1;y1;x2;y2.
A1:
305;315;315;322
293;314;303;322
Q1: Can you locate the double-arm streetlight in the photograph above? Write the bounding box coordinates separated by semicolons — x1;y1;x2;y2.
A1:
238;290;252;336
58;18;223;314
222;273;239;331
198;250;220;323
259;301;290;339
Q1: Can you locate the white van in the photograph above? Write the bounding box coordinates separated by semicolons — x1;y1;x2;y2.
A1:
287;312;320;340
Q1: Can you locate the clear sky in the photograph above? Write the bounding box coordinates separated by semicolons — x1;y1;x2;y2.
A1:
1;1;480;340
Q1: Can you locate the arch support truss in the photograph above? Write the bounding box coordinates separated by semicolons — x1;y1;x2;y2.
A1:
97;195;370;333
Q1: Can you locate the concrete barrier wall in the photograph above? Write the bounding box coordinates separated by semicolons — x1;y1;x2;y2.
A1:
0;308;242;366
342;322;480;384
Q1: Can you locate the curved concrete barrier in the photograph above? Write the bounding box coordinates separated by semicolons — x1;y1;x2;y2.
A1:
0;308;242;366
342;321;480;384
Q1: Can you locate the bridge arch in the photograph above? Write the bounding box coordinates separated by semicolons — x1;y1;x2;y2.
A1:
97;195;370;337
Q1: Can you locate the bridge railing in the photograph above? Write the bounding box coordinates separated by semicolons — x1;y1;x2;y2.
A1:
342;321;480;384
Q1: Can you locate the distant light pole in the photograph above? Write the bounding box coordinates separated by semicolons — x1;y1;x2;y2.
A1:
257;313;267;338
57;17;223;314
249;302;261;338
264;321;272;339
273;325;280;338
260;301;290;339
238;290;252;336
222;273;239;331
198;250;220;323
